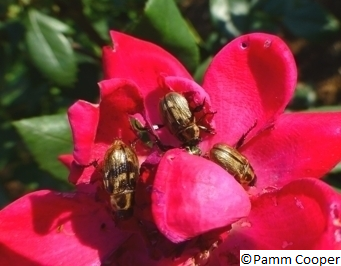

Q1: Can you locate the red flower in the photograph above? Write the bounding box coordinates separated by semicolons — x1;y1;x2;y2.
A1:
1;31;341;265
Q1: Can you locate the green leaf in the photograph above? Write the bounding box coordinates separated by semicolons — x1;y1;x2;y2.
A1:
331;162;341;174
323;174;341;194
25;9;77;87
210;0;251;37
249;9;280;33
304;106;341;112
282;1;339;38
132;0;200;73
287;82;316;110
256;0;340;39
13;114;72;181
194;56;213;84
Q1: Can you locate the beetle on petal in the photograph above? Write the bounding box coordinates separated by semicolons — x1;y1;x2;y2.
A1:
209;143;256;186
208;122;258;186
103;139;139;220
159;91;215;155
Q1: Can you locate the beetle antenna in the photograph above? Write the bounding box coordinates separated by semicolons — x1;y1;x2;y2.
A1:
192;98;206;113
197;111;217;124
235;120;258;149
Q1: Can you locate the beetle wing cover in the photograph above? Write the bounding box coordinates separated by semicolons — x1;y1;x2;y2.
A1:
103;140;139;195
210;143;247;179
159;92;192;135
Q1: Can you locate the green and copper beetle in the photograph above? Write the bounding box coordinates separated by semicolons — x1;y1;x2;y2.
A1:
208;122;258;186
103;139;139;220
159;91;215;155
209;143;255;186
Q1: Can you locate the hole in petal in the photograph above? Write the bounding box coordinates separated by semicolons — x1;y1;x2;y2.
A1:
331;203;341;226
240;41;249;50
334;229;341;243
331;203;339;218
167;154;175;161
264;40;272;48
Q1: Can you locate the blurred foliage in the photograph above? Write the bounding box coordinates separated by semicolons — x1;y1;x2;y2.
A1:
25;9;77;86
210;0;340;39
1;0;341;208
13;114;72;180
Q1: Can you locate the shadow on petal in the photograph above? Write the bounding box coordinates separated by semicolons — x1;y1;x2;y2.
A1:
0;190;131;265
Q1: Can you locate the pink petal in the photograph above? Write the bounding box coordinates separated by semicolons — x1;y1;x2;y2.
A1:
68;79;148;185
96;78;144;145
0;243;40;266
58;153;73;169
203;33;297;147
152;149;250;243
68;100;99;165
58;154;100;189
67;161;101;186
211;178;341;264
102;31;191;96
162;76;214;108
242;112;341;190
0;190;130;265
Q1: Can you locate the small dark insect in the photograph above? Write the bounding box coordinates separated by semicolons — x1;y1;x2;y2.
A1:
103;139;139;220
129;116;173;152
159;92;215;155
129;116;155;149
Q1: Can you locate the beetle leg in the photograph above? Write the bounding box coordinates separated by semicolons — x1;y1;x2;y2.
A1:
193;100;217;136
192;98;217;122
79;159;99;168
136;124;174;152
192;98;207;113
130;118;169;149
192;98;217;117
133;123;165;133
197;110;217;123
198;125;216;135
132;119;164;132
153;136;174;152
235;120;258;149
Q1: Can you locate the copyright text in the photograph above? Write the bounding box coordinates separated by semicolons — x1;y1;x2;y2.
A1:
241;251;341;265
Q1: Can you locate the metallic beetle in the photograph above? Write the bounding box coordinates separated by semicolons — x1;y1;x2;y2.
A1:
209;143;255;186
103;139;139;219
159;92;214;155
